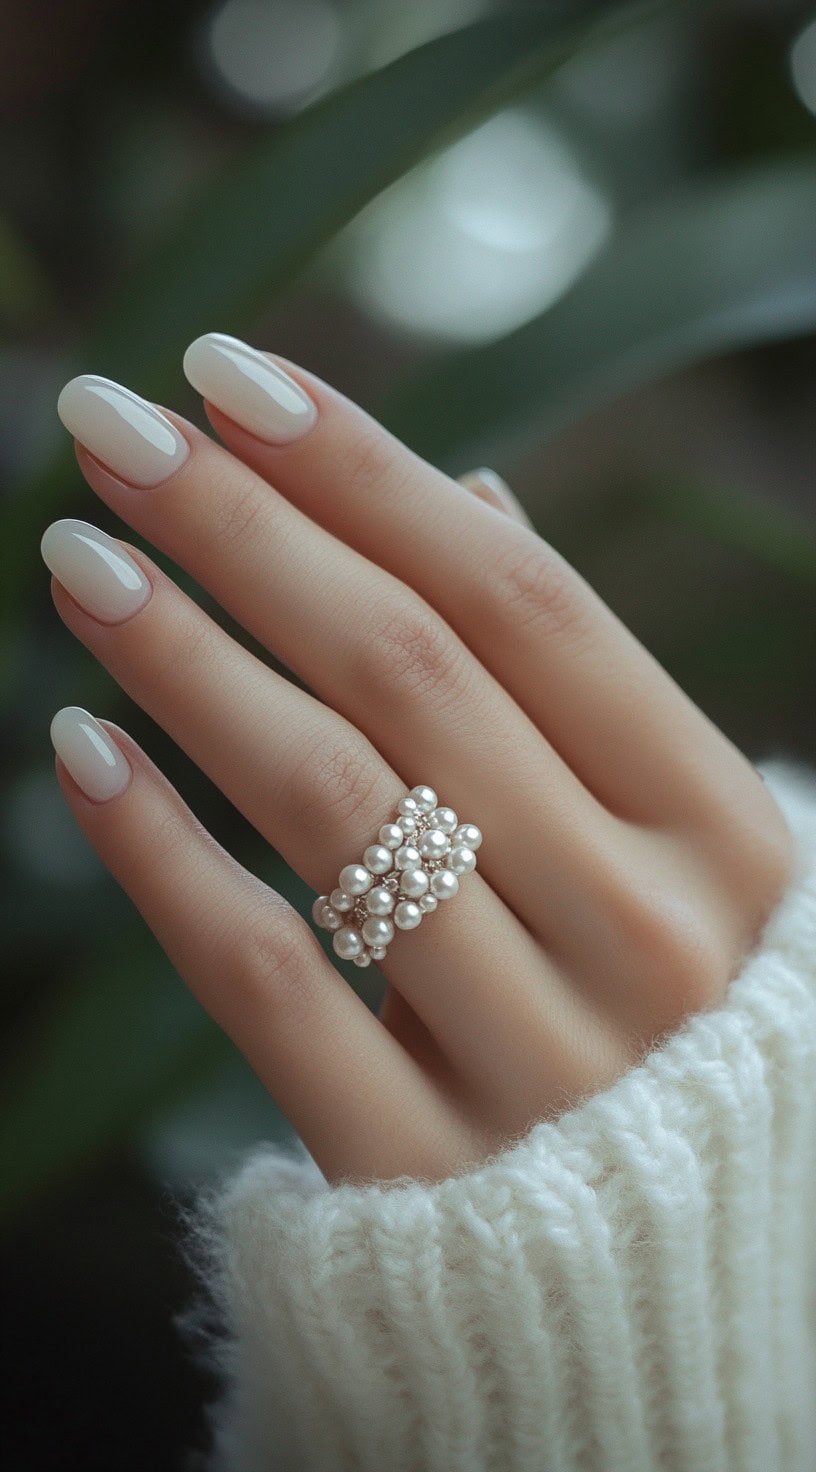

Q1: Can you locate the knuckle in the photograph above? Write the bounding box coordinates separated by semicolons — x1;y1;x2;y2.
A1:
150;605;213;689
489;533;587;646
211;472;268;555
363;597;470;708
334;426;414;507
233;902;318;1027
289;731;391;850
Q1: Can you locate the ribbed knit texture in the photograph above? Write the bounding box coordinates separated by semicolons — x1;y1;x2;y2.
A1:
176;759;816;1472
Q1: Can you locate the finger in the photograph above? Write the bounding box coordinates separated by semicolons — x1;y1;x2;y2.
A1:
49;705;455;1185
56;380;615;948
183;334;762;828
458;467;535;529
43;525;610;1105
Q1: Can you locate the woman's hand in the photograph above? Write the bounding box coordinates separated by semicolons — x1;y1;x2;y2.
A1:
42;333;795;1186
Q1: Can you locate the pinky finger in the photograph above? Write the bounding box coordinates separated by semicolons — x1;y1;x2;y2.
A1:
49;706;439;1184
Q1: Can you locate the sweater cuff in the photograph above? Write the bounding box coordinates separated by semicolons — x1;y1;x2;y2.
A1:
176;760;816;1472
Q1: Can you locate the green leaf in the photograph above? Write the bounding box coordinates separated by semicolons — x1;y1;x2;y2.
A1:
2;0;667;646
380;156;816;469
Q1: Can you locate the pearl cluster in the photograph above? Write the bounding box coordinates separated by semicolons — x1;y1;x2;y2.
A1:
311;785;482;968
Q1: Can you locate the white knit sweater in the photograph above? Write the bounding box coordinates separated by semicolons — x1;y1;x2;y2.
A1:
176;759;816;1472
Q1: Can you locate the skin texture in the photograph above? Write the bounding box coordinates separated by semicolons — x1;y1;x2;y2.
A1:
46;351;796;1186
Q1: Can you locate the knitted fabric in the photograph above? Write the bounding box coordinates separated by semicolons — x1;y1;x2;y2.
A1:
176;759;816;1472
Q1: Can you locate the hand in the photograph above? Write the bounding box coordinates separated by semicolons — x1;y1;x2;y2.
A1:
43;334;794;1186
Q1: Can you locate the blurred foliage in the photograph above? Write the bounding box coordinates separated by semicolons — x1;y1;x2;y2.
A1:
2;0;816;1244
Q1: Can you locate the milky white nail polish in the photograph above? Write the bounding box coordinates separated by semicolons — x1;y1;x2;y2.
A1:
182;332;318;443
57;375;190;488
41;519;151;624
50;706;132;802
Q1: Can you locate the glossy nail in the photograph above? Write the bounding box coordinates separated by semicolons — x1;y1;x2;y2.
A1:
183;332;318;443
51;706;131;802
57;374;190;488
41;518;151;624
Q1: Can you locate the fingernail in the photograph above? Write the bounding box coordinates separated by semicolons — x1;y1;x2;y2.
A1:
57;374;190;488
41;519;152;624
51;706;132;802
182;332;318;443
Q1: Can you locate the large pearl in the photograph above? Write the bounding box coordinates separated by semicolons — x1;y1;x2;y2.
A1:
454;823;482;851
330;887;355;913
397;813;417;835
430;869;459;900
400;867;429;898
379;823;403;849
418;828;449;861
409;785;437;815
363;843;393;875
362;915;394;948
338;863;373;896
311;894;330;925
397;796;419;817
418;893;437;913
333;925;364;959
447;845;476;875
394;900;423;930
366;885;395;915
429;807;458;834
353;951;372;967
395;844;421;871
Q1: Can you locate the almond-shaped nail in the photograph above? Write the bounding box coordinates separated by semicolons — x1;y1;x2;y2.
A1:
51;707;131;802
182;332;318;443
57;375;190;488
41;519;151;624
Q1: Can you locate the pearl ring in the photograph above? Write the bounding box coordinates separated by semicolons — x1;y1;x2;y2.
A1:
311;784;482;967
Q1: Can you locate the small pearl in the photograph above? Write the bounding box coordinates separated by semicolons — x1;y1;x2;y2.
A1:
395;844;421;871
311;894;330;925
418;829;448;861
333;925;364;959
320;904;343;931
400;867;429;898
454;823;482;851
370;945;387;961
447;845;476;875
409;785;437;814
338;863;373;896
394;900;423;930
429;807;458;834
330;887;355;913
397;796;419;817
353;951;372;967
366;885;395;915
362;915;394;948
430;869;459;900
363;843;393;875
397;813;417;835
379;823;403;849
418;893;437;913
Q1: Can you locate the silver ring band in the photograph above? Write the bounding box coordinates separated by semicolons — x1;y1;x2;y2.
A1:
311;784;482;967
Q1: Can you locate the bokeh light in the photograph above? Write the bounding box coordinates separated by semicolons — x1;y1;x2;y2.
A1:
790;14;816;116
203;0;342;115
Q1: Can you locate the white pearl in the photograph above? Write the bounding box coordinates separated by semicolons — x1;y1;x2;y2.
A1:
395;844;421;870
454;823;482;851
363;843;393;875
430;806;458;834
338;863;373;896
418;893;437;913
430;869;459;900
397;795;419;816
353;951;372;967
447;845;476;875
418;829;448;860
379;822;403;849
394;900;423;930
311;894;330;925
370;945;387;961
366;885;395;915
320;904;343;931
397;813;417;835
330;887;355;913
400;867;429;898
333;925;364;959
409;784;437;814
362;915;394;947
